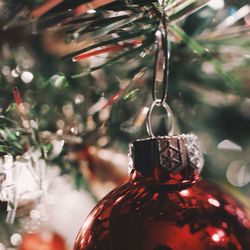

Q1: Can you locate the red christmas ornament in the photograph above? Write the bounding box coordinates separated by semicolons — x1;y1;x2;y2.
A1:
20;232;66;250
74;134;250;250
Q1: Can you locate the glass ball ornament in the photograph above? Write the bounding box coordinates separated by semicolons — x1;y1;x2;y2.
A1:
74;134;250;250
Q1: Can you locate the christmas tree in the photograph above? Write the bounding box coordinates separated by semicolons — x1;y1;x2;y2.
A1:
0;0;249;249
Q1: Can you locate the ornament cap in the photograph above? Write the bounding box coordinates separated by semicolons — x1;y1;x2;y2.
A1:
129;133;204;185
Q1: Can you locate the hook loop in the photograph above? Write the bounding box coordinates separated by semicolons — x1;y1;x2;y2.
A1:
146;99;175;137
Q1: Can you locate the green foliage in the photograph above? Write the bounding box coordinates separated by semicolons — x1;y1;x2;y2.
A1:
0;0;250;200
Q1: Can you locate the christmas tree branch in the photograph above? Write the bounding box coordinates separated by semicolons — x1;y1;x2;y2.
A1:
171;25;243;94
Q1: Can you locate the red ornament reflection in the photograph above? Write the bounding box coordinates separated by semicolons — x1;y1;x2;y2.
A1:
74;174;250;250
20;232;66;250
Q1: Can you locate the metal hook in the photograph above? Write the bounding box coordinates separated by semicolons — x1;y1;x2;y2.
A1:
146;99;175;137
152;17;170;104
146;0;175;137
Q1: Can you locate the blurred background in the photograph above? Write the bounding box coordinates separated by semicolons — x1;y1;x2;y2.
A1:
0;0;250;249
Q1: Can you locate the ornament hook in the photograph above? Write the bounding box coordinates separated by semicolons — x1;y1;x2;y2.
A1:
146;99;175;137
152;27;171;103
146;1;175;137
152;0;170;104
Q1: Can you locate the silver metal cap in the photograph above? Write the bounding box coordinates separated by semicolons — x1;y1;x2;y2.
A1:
129;134;204;184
